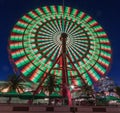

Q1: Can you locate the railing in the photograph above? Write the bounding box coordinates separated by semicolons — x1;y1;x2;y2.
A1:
0;103;120;113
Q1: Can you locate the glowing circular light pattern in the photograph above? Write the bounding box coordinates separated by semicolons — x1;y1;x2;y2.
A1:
9;5;112;86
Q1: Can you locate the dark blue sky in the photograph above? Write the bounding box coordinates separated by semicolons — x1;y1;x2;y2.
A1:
0;0;120;85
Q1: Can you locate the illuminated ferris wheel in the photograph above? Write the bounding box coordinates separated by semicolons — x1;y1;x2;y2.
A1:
9;5;112;102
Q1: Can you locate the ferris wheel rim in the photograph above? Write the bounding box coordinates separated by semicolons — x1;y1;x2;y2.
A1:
9;5;112;86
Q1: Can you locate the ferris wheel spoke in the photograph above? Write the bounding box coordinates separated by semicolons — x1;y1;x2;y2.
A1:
67;49;77;62
100;50;111;61
75;42;89;49
39;42;56;54
44;45;57;57
82;73;93;85
44;44;59;59
49;21;60;32
38;33;53;40
65;22;74;33
72;30;88;37
54;19;62;32
45;22;58;33
69;25;83;35
88;68;100;82
74;39;89;47
57;19;63;32
40;27;55;36
68;46;80;62
11;48;25;58
67;24;78;35
72;43;87;56
64;20;70;33
70;46;83;60
93;62;106;75
50;46;61;60
53;20;61;32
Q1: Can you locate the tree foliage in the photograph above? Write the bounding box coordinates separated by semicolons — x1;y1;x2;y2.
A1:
97;76;115;93
0;74;33;93
115;86;120;96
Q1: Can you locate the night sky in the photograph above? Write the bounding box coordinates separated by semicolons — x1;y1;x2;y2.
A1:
0;0;120;85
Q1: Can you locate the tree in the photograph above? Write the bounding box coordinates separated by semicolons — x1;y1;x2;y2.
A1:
46;74;55;95
77;84;95;105
43;74;61;96
115;86;120;97
0;74;33;93
42;74;61;104
0;74;33;103
81;84;94;97
97;76;115;93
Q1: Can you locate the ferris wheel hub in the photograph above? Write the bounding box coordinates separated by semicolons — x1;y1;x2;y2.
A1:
60;33;68;41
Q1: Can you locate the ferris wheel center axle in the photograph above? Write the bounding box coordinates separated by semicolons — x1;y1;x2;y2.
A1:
60;33;68;41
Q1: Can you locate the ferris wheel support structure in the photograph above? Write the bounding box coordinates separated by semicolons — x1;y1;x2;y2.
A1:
34;33;73;105
34;33;86;106
60;33;71;106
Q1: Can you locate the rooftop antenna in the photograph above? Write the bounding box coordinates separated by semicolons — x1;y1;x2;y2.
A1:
62;0;65;32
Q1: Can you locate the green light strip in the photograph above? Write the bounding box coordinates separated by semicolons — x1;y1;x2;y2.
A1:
22;15;32;23
70;45;82;59
11;49;25;58
101;44;111;50
16;21;28;28
100;38;109;43
97;31;107;37
70;8;77;17
12;28;25;34
64;20;70;32
58;19;62;31
15;56;30;68
10;42;23;49
42;6;50;14
95;62;106;74
48;21;58;32
77;11;84;18
10;35;23;41
89;68;100;81
83;15;91;22
50;6;57;14
66;21;74;33
74;43;87;55
82;73;92;85
100;50;111;58
54;20;61;31
88;20;97;26
65;7;71;15
98;57;109;66
58;6;63;14
51;20;59;31
68;24;77;34
28;11;37;19
35;8;44;16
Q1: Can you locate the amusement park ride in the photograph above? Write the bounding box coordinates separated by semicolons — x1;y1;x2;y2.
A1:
8;5;112;105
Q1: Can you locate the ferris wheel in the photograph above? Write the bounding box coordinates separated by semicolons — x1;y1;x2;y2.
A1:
9;5;112;97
